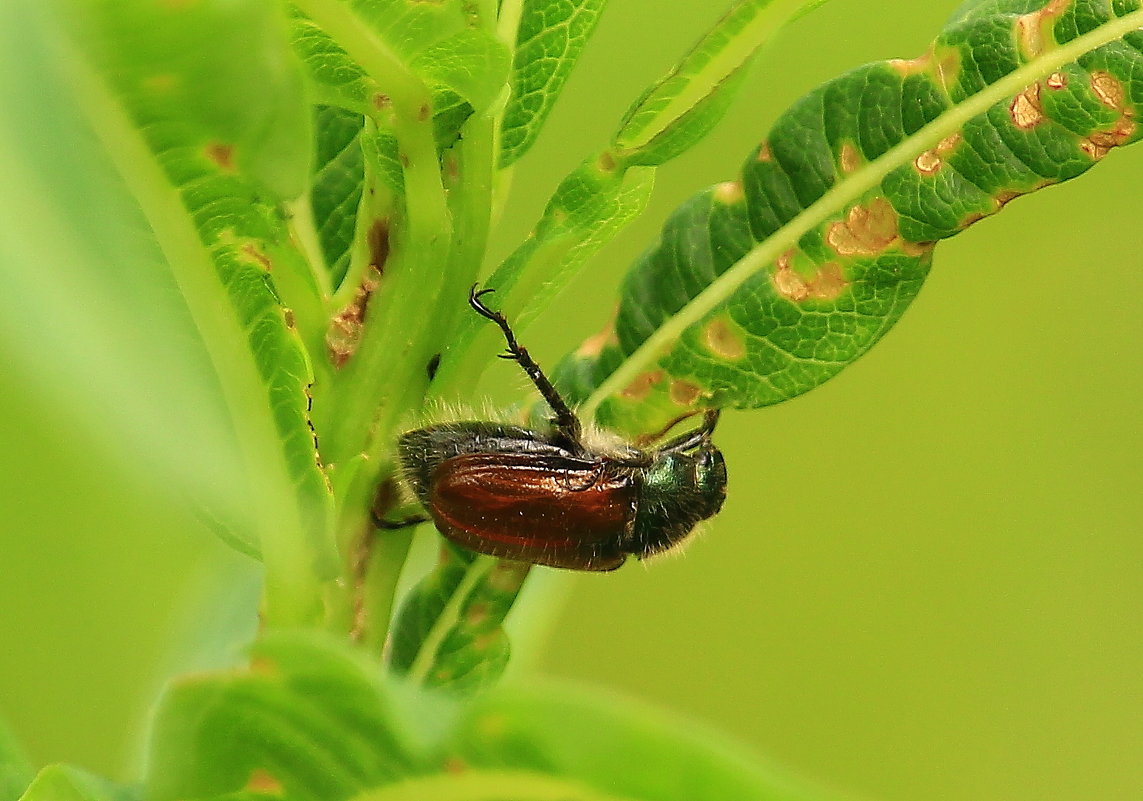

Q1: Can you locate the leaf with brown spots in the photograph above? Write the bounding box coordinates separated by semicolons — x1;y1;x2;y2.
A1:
69;0;338;611
145;632;423;800
388;545;530;694
556;0;1143;437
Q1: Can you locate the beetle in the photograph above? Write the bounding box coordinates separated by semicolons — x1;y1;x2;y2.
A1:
383;285;727;571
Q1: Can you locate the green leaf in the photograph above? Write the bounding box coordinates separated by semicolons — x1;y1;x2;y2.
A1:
66;1;337;621
389;548;530;693
0;715;32;801
18;766;134;801
145;631;423;801
351;771;635;801
613;0;827;166
442;684;842;801
80;0;312;200
312;105;368;288
561;0;1143;435
290;9;379;114
294;0;508;114
412;29;511;113
500;0;609;167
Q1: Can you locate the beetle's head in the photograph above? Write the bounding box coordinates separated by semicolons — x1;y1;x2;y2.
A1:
630;441;727;558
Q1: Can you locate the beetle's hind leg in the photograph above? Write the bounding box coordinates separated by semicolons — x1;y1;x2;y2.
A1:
469;284;583;449
371;512;429;530
660;409;721;453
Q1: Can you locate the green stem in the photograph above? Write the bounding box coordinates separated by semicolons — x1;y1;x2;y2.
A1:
359;527;415;656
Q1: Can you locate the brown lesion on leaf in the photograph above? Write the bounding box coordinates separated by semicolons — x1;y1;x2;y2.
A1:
1090;70;1127;111
245;769;284;795
240;242;273;271
472;631;501;652
143;73;177;93
204;141;235;171
890;45;959;96
367;218;390;272
1079;70;1136;160
756;141;773;162
465;602;490;627
888;52;931;76
913;132;961;176
621;369;665;400
900;238;935;257
1080;118;1135;159
488;560;529;593
714;181;745;204
669;379;703;407
931;47;961;94
1046;71;1068;90
443;757;468;774
326;219;390;368
839;142;861;175
327;266;381;368
701;316;746;360
577;307;619;358
826;197;901;257
283;308;296;330
773;254;849;303
1016;0;1070;59
1010;83;1045;129
995;188;1022;208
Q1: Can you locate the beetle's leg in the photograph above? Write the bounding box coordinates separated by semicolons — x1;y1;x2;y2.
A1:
660;409;721;453
559;460;609;492
469;284;583;448
370;511;429;530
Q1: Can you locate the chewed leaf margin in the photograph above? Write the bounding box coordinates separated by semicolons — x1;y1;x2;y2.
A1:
555;0;1143;436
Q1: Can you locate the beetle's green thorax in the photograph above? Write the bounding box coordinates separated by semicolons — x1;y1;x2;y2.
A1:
629;446;727;556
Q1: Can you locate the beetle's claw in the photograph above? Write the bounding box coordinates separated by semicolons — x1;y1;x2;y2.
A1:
469;284;499;319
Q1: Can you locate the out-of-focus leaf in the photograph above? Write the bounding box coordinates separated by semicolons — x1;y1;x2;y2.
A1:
66;0;337;607
559;0;1143;435
0;714;32;801
145;631;424;801
290;9;378;113
80;0;311;200
17;766;134;801
351;771;634;801
443;683;844;801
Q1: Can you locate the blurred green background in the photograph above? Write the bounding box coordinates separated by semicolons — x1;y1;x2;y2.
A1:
1;1;1141;799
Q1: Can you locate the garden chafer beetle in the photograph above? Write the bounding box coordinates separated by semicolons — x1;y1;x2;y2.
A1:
384;286;727;571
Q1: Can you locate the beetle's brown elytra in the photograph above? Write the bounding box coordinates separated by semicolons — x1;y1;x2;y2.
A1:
385;285;727;571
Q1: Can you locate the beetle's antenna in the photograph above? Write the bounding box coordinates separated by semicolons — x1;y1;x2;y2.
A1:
469;285;583;447
660;409;721;453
